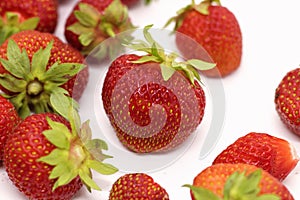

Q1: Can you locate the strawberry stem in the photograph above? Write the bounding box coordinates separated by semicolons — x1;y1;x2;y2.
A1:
27;79;43;96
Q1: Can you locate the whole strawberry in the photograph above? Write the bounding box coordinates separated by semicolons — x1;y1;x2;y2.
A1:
184;163;294;200
212;132;299;181
109;173;169;200
64;0;134;57
275;68;300;136
0;96;20;163
0;30;89;118
4;100;118;200
0;0;58;45
165;0;242;77
102;25;215;153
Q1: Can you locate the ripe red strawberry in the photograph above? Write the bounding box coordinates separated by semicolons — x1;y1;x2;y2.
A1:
64;0;134;57
275;68;300;136
0;96;21;163
165;0;242;77
109;173;169;200
4;102;118;199
0;0;58;45
212;132;299;181
102;25;215;153
185;163;294;200
0;30;89;118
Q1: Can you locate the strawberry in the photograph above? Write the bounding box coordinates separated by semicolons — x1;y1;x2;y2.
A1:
102;25;215;153
0;0;58;45
184;163;294;200
64;0;134;58
121;0;152;7
165;0;242;77
4;98;118;200
0;95;21;163
212;132;299;181
0;30;89;118
109;173;169;200
275;68;300;136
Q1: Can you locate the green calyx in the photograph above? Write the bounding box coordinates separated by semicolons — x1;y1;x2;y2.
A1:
126;24;215;85
38;96;118;191
67;0;134;56
164;0;221;31
0;12;39;45
0;39;85;118
183;170;280;200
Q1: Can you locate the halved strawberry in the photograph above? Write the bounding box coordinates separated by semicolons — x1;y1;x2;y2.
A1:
0;30;89;118
185;163;294;200
0;0;58;45
212;132;299;181
102;25;215;153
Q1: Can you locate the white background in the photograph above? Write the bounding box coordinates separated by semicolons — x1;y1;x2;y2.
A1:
1;0;300;199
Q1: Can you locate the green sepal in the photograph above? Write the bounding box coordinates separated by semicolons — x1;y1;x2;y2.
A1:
19;17;40;30
145;0;152;4
43;118;72;149
183;184;221;200
79;32;96;46
223;170;280;200
102;0;129;26
0;12;39;45
87;160;118;175
74;3;100;27
38;104;118;192
42;62;84;83
126;24;216;84
37;149;69;166
0;39;85;118
187;59;216;71
0;73;27;92
160;64;176;81
31;41;53;77
51;165;78;191
67;22;93;36
79;168;101;191
1;40;31;80
184;169;281;200
85;138;113;162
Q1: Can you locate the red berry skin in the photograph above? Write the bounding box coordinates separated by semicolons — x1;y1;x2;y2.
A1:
102;54;205;153
176;5;242;77
0;96;20;162
275;68;300;136
109;173;169;200
212;132;299;181
4;113;83;200
121;0;139;6
0;0;58;33
0;30;89;101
